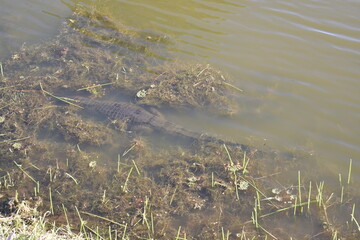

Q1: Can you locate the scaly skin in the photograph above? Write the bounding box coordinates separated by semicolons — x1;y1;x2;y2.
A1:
73;96;203;140
72;96;245;148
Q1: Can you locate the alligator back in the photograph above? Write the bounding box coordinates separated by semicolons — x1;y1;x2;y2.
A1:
70;97;248;151
73;96;156;124
72;96;203;140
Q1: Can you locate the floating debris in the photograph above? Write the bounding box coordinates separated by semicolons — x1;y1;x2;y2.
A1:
136;89;147;98
89;161;97;168
12;142;22;150
238;180;249;190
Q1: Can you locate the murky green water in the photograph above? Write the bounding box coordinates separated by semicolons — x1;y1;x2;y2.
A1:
0;0;359;237
2;0;358;183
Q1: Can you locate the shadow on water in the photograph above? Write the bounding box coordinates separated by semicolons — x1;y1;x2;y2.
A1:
0;6;359;240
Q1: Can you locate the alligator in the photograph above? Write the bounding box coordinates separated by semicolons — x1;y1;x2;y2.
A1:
71;96;243;148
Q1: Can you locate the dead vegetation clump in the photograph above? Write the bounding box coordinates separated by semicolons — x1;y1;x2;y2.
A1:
0;198;86;240
133;62;240;116
2;5;237;117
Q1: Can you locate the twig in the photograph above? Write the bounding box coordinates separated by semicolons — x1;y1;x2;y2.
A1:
223;81;243;92
0;136;30;144
77;82;114;91
0;62;4;77
80;211;126;227
39;82;83;108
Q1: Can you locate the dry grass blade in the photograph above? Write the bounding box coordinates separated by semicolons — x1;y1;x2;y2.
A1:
39;82;83;108
80;211;126;228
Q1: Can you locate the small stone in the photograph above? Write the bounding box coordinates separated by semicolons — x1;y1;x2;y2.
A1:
0;116;5;123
